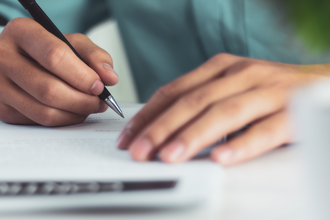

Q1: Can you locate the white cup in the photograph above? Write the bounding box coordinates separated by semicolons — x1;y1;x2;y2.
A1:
291;80;330;220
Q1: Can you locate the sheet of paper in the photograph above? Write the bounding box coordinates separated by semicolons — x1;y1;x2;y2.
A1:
0;104;216;181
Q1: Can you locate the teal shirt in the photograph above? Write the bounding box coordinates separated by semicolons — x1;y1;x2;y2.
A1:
0;0;329;102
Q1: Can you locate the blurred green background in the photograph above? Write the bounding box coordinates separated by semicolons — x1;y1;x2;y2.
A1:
285;0;330;51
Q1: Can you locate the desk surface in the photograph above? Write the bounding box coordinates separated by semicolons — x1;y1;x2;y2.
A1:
2;147;303;220
222;146;302;220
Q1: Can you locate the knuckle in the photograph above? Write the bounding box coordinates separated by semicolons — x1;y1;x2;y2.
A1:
241;61;257;70
67;33;114;66
213;53;232;63
181;91;206;109
5;18;30;32
44;44;67;70
38;82;59;105
239;61;264;77
156;84;179;100
38;108;58;126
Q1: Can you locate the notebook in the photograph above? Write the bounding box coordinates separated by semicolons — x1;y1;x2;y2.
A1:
0;103;222;212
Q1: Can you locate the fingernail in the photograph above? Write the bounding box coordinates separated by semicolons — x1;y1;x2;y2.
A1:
129;138;153;161
90;80;104;95
217;148;234;164
160;141;185;163
103;63;118;78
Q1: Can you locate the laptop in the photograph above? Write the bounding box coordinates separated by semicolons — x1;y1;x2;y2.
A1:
0;104;222;213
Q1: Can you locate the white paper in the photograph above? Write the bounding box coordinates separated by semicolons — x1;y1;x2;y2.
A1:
0;104;217;181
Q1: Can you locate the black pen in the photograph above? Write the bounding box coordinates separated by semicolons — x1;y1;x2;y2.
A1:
18;0;124;118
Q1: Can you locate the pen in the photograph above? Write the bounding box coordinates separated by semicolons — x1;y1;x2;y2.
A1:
17;0;124;118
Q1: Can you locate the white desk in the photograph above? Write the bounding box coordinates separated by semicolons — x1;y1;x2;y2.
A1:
221;147;303;220
2;147;303;220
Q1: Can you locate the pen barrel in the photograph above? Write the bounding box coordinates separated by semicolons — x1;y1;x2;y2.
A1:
98;88;111;100
18;0;36;10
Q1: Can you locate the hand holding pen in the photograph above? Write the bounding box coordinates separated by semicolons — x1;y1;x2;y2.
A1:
18;0;124;118
0;1;122;126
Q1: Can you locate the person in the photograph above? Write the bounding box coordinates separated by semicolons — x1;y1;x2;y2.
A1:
0;0;329;166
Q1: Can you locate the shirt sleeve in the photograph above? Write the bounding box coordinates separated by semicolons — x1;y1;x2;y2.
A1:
0;1;30;34
0;1;30;21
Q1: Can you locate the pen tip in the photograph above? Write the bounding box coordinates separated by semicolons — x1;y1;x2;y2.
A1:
103;95;124;119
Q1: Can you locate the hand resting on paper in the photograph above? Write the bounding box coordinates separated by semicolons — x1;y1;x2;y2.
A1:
117;54;330;166
0;18;118;126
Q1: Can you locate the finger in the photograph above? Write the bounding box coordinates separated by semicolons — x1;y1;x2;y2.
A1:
7;18;104;95
2;79;87;127
2;50;102;116
156;88;287;163
211;111;292;166
0;102;36;125
65;33;119;86
117;53;244;149
126;71;259;154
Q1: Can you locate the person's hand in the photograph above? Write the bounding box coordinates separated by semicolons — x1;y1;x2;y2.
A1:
117;53;329;166
0;18;118;126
